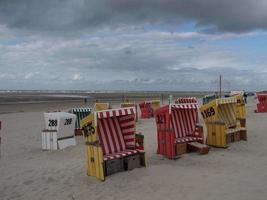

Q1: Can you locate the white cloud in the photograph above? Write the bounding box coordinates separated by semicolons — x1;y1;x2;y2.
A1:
24;72;40;80
72;73;82;81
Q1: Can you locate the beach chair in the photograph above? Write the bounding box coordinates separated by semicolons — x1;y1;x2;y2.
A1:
42;112;76;150
121;102;138;121
81;107;146;181
95;103;110;111
139;100;160;119
155;103;207;159
230;91;244;96
70;108;92;136
175;97;197;104
202;94;217;105
200;97;246;148
255;93;267;113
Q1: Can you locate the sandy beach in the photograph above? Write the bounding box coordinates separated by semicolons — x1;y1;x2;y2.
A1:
0;97;267;200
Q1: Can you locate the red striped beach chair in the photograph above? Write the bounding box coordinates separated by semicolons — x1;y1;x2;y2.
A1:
256;93;267;112
175;97;198;104
139;102;153;118
81;107;146;181
155;103;207;159
139;100;160;119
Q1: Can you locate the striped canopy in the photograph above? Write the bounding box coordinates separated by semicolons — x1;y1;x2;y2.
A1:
96;107;136;119
175;97;197;104
171;103;198;110
96;107;136;155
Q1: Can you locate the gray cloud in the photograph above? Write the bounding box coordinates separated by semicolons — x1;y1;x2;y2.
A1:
0;0;267;32
0;1;266;91
0;29;266;90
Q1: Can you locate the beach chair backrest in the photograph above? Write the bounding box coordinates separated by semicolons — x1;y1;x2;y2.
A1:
96;107;136;155
200;97;237;128
170;104;199;138
217;103;236;128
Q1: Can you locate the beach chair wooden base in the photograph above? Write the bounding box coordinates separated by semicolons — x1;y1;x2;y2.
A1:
42;130;58;150
234;131;241;142
176;143;187;155
187;142;210;154
237;118;246;128
240;130;247;141
124;154;141;170
226;132;232;144
105;158;124;176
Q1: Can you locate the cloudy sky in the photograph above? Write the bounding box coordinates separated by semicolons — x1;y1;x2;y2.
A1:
0;0;267;91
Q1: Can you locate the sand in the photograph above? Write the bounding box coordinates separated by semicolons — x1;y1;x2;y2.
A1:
1;97;267;200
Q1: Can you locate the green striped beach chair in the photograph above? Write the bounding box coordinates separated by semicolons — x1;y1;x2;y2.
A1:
70;108;92;136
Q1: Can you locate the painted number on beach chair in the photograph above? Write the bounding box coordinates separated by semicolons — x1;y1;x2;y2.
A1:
201;107;215;119
83;123;95;137
64;118;72;125
48;119;58;127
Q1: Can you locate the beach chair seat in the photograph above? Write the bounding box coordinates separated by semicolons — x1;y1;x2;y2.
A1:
175;136;203;144
103;149;140;161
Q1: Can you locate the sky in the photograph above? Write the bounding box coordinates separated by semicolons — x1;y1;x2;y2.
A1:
0;0;267;91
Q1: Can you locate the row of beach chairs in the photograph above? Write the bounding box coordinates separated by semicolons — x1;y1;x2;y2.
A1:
40;93;248;181
68;94;246;181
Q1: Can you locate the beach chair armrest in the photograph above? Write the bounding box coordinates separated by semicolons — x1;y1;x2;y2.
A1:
195;124;204;139
135;132;144;150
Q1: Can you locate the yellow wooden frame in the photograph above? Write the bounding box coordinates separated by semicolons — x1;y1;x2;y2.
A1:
200;97;238;148
235;94;246;119
81;113;105;181
95;103;110;111
150;100;161;113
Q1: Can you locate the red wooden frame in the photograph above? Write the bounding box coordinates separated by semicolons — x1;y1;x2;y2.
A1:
155;104;203;159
